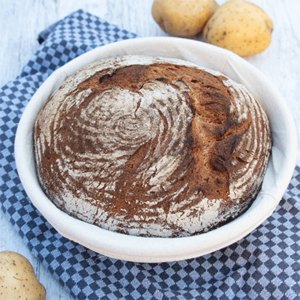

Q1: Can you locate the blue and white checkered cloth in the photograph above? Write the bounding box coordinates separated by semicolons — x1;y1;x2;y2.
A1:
1;10;300;300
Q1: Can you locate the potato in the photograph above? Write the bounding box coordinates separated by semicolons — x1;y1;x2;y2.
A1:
0;251;46;300
152;0;219;38
203;0;273;56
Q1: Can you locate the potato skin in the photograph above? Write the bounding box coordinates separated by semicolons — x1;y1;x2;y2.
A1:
203;0;273;56
152;0;218;38
0;251;46;300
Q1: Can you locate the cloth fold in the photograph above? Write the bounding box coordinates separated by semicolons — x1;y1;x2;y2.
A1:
1;9;300;300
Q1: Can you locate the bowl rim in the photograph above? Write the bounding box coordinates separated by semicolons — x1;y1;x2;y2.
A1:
15;37;298;262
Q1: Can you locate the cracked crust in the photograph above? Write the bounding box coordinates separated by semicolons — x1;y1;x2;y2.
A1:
34;55;272;237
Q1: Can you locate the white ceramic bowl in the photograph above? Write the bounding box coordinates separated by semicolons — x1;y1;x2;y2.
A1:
15;37;297;263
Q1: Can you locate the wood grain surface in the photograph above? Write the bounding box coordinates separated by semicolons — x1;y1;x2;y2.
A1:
1;1;300;299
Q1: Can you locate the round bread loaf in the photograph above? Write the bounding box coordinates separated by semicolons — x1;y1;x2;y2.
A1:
34;55;272;237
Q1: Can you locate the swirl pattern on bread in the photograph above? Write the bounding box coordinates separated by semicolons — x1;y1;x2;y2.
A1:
34;56;272;237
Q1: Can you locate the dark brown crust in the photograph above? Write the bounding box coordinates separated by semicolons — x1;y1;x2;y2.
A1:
34;58;272;237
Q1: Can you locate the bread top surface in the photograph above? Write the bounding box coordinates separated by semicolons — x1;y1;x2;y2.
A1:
34;55;272;237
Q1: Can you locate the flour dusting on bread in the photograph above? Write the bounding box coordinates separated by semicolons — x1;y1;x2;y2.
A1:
34;55;272;237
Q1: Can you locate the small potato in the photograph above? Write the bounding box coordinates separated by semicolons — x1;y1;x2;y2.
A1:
0;251;46;300
152;0;219;38
203;0;273;56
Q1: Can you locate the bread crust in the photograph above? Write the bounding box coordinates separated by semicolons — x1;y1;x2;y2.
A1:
34;55;272;237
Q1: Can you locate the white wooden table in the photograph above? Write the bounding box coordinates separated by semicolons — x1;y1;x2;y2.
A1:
1;1;299;299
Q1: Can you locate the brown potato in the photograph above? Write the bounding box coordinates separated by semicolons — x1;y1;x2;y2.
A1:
203;0;273;56
0;251;46;300
152;0;219;38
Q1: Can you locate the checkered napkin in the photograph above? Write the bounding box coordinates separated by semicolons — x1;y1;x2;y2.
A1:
1;9;300;300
